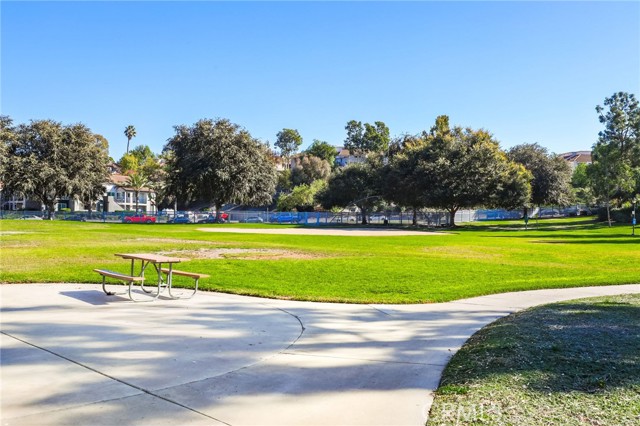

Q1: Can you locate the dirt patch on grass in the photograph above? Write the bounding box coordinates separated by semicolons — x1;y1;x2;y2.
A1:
125;238;228;245
160;248;325;260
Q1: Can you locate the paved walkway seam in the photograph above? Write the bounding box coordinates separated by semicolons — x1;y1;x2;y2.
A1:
1;330;231;426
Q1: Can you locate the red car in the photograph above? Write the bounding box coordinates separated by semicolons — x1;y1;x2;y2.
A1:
123;214;156;224
197;212;229;223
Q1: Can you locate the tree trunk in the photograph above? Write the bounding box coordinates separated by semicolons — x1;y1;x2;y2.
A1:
216;202;222;221
606;199;612;227
448;207;458;227
135;190;139;213
412;207;418;226
46;200;55;220
360;207;368;225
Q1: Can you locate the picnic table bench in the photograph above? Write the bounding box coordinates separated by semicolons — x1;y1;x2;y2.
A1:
95;253;208;301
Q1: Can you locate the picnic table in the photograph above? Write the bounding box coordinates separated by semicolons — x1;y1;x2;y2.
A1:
94;253;208;301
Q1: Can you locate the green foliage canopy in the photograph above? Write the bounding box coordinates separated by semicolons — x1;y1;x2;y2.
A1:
2;118;110;218
275;128;303;161
317;163;381;224
291;155;331;186
164;118;277;214
508;143;573;208
344;120;390;156
418;122;531;225
305;139;337;166
277;179;326;212
591;91;640;213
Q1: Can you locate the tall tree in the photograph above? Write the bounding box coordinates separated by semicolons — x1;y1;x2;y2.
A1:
588;143;635;226
507;143;573;216
344;120;390;156
164;118;277;218
3;120;109;219
290;155;331;186
591;91;640;212
317;163;381;224
381;148;430;226
416;117;531;226
275;128;303;166
305;139;337;166
595;92;640;163
124;125;136;154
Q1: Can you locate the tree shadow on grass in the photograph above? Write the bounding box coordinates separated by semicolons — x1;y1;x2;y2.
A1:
440;296;640;394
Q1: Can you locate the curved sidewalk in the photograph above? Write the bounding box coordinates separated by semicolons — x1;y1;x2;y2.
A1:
1;283;639;425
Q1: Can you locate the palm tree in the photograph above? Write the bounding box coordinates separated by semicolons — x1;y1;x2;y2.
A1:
125;172;149;213
124;125;136;154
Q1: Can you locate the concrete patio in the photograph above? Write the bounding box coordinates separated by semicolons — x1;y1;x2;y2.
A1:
1;283;639;425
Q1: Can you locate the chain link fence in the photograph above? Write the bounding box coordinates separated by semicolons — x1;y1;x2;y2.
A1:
7;207;602;225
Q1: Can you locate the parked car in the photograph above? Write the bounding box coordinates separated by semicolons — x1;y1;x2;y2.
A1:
369;214;387;223
122;214;156;224
538;209;560;218
167;215;192;224
197;212;229;224
64;214;86;222
18;215;43;220
334;215;356;223
240;216;264;223
270;212;299;223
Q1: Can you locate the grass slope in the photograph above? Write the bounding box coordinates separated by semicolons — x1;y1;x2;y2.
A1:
1;217;638;303
428;294;640;425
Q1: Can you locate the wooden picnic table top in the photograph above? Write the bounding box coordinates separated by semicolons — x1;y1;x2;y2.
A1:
114;253;187;263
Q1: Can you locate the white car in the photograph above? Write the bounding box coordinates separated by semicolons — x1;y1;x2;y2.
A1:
18;215;43;220
369;215;387;223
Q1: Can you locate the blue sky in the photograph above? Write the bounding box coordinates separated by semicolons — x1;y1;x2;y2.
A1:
2;1;639;161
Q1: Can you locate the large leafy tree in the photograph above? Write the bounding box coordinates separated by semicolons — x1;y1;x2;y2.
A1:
3;119;109;219
124;125;136;154
164;118;277;217
77;133;110;214
344;120;390;156
381;148;430;226
275;128;303;166
507;143;573;215
290;155;331;186
415;116;531;226
305;139;337;167
317;163;381;224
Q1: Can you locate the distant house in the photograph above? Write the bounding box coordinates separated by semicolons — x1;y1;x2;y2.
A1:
1;192;41;211
335;147;365;168
559;151;592;171
102;173;157;213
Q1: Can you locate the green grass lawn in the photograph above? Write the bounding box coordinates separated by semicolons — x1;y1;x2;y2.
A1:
427;294;640;425
0;217;638;303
